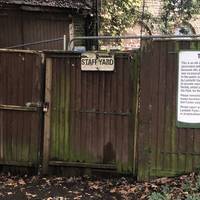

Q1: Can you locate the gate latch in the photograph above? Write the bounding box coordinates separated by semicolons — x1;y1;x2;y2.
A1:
25;102;49;112
43;102;49;112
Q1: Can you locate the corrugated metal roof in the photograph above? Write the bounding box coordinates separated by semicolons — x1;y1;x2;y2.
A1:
0;0;92;10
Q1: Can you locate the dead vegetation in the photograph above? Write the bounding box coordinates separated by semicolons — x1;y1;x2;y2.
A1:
0;172;199;199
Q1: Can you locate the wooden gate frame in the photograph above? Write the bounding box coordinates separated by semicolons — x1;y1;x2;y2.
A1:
0;49;45;167
42;51;140;175
43;57;52;173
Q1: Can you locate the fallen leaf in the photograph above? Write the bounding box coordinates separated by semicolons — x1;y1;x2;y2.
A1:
18;179;26;185
74;195;82;200
128;187;137;193
118;189;128;195
141;194;147;199
150;184;158;188
110;188;117;193
25;192;37;198
155;177;172;184
6;178;15;186
46;197;53;200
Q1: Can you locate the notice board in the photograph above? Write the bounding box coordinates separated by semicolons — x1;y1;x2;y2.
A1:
177;51;200;128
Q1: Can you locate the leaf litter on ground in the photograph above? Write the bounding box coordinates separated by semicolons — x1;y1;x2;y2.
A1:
0;172;199;199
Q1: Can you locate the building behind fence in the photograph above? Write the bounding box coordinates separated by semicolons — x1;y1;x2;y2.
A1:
0;0;96;50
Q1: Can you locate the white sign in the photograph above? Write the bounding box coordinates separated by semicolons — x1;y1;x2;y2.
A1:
81;52;114;71
177;51;200;125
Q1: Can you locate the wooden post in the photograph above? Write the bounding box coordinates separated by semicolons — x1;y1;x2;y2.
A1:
0;111;3;160
63;35;67;51
43;58;52;174
69;19;74;50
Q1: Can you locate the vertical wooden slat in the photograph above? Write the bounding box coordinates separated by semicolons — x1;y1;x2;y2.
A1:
0;111;3;160
122;56;131;171
19;53;26;162
0;53;3;160
116;57;123;170
50;59;56;160
110;61;117;163
55;59;60;159
157;41;167;171
68;57;75;160
138;40;153;180
64;57;71;160
98;72;105;162
132;51;140;174
59;59;65;159
92;72;99;160
103;71;112;164
43;58;52;173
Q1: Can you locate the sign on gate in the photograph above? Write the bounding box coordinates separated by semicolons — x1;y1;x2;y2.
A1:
177;51;200;127
81;52;114;71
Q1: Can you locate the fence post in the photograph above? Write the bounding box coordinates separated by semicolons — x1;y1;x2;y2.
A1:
43;58;52;174
137;40;152;181
63;35;67;51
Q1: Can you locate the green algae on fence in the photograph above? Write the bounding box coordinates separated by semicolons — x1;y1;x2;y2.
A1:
50;58;70;161
138;39;200;180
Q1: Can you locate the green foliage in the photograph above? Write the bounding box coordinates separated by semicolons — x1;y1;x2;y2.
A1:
160;0;200;34
100;0;200;38
182;182;192;192
186;193;200;200
195;175;200;191
148;192;167;200
100;0;142;36
161;185;170;194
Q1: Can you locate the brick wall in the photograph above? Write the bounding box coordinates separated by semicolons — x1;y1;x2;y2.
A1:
144;0;200;34
190;15;200;34
144;0;163;17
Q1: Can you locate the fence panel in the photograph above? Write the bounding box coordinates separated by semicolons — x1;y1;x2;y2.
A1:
0;50;43;167
44;52;139;174
138;39;200;180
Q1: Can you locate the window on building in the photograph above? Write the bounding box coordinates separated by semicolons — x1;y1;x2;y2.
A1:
174;24;195;35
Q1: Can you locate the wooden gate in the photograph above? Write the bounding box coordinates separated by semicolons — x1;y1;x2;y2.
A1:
0;50;44;167
43;52;139;174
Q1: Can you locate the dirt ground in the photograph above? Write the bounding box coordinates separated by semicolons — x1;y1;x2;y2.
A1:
0;172;199;200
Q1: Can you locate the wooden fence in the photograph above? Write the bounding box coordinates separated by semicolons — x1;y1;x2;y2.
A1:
0;50;139;176
138;39;200;180
0;50;44;167
43;51;139;174
1;39;200;180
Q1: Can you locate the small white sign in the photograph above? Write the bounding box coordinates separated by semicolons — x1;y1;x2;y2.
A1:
81;52;114;71
177;51;200;124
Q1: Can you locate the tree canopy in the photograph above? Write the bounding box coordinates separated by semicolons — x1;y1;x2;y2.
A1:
100;0;200;36
160;0;200;34
100;0;142;36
